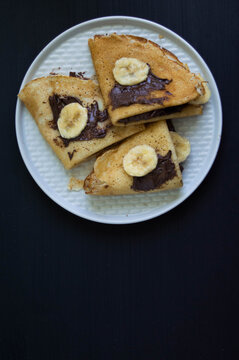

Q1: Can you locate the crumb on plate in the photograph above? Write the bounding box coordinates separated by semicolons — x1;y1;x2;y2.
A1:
68;177;84;191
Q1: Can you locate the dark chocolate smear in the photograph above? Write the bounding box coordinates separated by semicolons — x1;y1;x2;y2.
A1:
110;69;172;109
166;119;176;132
118;104;185;124
49;95;110;147
49;95;82;130
132;151;176;191
68;150;76;160
69;72;90;80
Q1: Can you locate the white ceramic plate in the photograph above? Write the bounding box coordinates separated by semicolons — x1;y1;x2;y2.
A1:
15;16;222;224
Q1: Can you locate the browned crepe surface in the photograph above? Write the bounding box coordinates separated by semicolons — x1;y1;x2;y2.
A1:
84;120;182;195
88;34;202;124
18;75;145;169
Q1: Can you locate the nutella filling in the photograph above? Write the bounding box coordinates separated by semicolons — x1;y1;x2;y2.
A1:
68;150;76;160
49;95;109;147
110;68;172;109
166;119;176;132
49;71;90;79
69;71;90;80
131;151;176;191
118;104;185;124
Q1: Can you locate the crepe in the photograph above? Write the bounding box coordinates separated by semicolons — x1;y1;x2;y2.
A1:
18;75;145;169
84;120;183;195
88;34;204;125
117;103;202;126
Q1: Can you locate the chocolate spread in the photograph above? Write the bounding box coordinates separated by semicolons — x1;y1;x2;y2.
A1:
110;68;172;109
68;150;76;160
132;151;176;191
118;104;185;124
166;119;176;132
49;95;109;146
179;163;184;172
69;72;90;80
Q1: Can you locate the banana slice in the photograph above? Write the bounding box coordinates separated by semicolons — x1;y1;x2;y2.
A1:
113;57;149;85
170;132;191;163
123;145;158;177
57;103;88;139
190;74;211;105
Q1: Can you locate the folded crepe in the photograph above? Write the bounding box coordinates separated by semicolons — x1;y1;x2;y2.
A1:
84;120;183;195
88;34;209;126
18;75;145;169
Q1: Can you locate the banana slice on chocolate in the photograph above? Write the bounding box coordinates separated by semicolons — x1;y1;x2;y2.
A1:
123;145;158;177
170;132;191;163
57;103;88;139
113;57;149;85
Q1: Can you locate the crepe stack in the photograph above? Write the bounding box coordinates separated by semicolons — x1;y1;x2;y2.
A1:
88;34;210;126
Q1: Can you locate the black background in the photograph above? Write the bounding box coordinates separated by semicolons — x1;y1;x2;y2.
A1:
1;0;239;359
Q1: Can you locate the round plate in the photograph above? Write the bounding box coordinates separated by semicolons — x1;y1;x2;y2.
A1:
15;16;222;225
